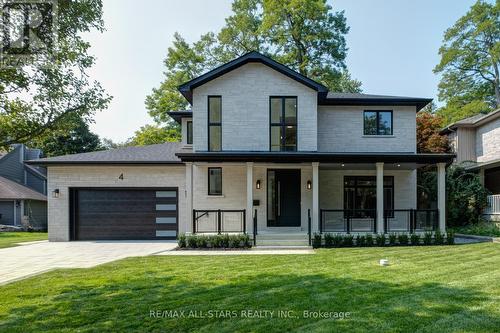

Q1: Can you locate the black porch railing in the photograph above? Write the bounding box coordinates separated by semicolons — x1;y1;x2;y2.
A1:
320;209;376;234
253;209;257;246
307;209;312;246
384;209;439;233
193;209;246;234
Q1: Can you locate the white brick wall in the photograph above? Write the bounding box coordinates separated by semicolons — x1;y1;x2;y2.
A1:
47;166;186;241
476;118;500;163
192;63;318;152
317;105;417;152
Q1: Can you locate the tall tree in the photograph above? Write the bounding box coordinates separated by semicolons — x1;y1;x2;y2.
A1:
0;0;111;149
434;0;500;124
416;106;450;153
128;124;181;146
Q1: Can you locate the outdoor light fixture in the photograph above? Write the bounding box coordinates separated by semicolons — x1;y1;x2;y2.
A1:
397;164;401;167
307;180;312;190
341;163;345;167
52;189;60;198
256;179;261;189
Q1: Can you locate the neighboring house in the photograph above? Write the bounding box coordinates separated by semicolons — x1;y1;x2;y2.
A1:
0;144;48;229
441;109;500;220
29;52;454;244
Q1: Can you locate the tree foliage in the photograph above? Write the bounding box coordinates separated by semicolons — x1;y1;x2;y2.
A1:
434;0;500;125
0;0;111;149
416;107;450;153
127;124;181;146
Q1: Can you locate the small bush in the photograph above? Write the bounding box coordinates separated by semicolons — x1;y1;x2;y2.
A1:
434;231;444;245
196;235;208;248
343;235;354;247
324;233;334;247
366;234;374;246
312;233;322;248
410;233;420;246
376;234;386;246
221;234;230;248
423;232;433;245
388;233;397;246
230;235;241;248
178;234;186;248
187;235;198;248
183;234;252;249
357;235;367;247
398;234;409;246
333;234;343;247
446;231;455;245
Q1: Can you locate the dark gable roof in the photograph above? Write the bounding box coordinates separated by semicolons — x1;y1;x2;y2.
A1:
27;143;184;165
440;108;500;135
0;176;47;201
178;51;329;103
167;110;192;124
321;93;432;111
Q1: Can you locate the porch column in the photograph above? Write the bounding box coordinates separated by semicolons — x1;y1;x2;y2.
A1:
437;162;446;232
185;162;193;233
312;162;319;233
246;162;253;234
376;162;384;233
479;168;485;186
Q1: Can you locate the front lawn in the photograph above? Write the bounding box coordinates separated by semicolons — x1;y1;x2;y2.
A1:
0;232;47;249
1;243;500;332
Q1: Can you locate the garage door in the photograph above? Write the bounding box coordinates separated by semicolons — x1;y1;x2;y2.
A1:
70;188;178;240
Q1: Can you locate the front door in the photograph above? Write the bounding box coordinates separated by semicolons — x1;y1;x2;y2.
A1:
267;169;301;227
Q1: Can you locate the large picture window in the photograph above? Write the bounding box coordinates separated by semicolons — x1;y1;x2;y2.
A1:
208;96;222;151
208;167;222;195
270;96;297;151
344;176;394;216
364;110;393;135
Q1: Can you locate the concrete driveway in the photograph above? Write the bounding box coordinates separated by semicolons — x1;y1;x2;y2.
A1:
0;240;178;285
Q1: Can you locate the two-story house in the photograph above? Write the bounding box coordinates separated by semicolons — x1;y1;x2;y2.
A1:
441;109;500;220
30;52;454;244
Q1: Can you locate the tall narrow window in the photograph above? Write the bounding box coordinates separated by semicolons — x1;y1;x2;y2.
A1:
364;111;393;135
186;120;193;144
343;176;394;217
208;167;222;195
270;97;297;151
208;96;222;151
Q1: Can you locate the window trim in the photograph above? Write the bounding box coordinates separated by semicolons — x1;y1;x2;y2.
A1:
208;95;222;151
186;120;193;145
343;176;394;214
269;96;298;151
363;110;393;136
208;167;222;196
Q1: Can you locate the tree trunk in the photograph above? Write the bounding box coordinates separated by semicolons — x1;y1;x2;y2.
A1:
493;60;500;108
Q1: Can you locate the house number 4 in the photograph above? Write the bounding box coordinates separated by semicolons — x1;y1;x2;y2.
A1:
118;173;124;180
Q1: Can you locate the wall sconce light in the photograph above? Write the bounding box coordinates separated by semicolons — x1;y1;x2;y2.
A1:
256;179;261;189
52;189;60;198
307;180;312;190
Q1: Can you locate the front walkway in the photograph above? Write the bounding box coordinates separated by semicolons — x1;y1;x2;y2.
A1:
0;240;178;285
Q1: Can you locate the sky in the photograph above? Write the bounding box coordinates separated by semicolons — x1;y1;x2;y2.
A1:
83;0;481;142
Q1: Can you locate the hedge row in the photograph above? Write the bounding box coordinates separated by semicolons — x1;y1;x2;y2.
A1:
178;234;252;249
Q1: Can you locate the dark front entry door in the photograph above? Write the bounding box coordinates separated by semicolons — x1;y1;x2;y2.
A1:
267;169;301;227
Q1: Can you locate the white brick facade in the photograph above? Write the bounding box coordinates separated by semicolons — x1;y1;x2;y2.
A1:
476;118;500;163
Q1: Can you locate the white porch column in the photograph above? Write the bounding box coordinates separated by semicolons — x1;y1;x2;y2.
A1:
312;162;319;232
376;162;384;233
185;162;193;233
479;168;485;186
246;162;253;234
437;162;446;233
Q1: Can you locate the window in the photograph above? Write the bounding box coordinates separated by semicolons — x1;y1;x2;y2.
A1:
208;96;221;151
208;167;222;195
343;176;394;217
270;97;297;151
364;111;393;135
186;120;193;144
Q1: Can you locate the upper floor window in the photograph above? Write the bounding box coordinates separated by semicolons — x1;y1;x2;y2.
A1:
270;96;297;151
208;96;222;151
364;110;393;135
186;120;193;144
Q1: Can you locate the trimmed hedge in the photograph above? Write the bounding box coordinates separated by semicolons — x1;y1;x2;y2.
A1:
312;231;455;248
178;234;251;249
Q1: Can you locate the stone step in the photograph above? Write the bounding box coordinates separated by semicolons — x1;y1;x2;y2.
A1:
256;238;310;246
256;233;309;240
253;245;313;250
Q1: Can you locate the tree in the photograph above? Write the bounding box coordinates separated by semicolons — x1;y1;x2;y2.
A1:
416;107;450;153
434;0;500;124
0;0;111;149
128;124;181;146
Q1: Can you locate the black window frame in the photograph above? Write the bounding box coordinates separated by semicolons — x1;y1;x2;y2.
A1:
363;110;393;135
269;96;298;152
343;176;394;217
186;120;193;144
208;167;222;196
208;95;222;151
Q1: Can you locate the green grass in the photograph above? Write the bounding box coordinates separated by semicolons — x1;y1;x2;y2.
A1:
0;232;47;249
1;243;500;332
450;222;500;237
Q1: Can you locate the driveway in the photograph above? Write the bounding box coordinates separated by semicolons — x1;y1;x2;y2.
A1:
0;240;178;285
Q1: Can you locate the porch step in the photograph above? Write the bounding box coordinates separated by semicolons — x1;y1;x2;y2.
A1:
256;233;309;240
255;233;310;246
253;245;313;250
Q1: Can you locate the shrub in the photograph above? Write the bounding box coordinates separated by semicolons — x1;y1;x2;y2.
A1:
446;231;455;245
398;234;409;245
312;233;322;248
241;234;251;248
423;232;433;245
187;235;198;248
434;231;444;245
221;234;230;248
196;235;208;248
230;235;241;248
333;234;344;247
376;234;386;246
388;233;397;246
357;235;367;247
343;235;354;247
324;233;334;247
449;220;500;237
410;233;420;246
178;234;186;248
366;234;374;246
184;234;252;249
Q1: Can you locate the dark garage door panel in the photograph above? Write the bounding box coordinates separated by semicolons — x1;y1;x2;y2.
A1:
72;188;177;240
